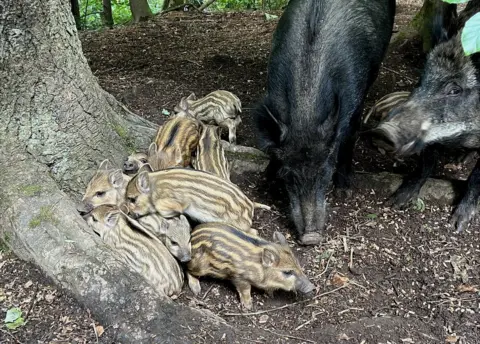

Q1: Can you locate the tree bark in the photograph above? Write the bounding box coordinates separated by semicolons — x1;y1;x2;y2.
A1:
70;0;81;30
129;0;153;23
102;0;114;27
392;0;457;53
0;0;256;341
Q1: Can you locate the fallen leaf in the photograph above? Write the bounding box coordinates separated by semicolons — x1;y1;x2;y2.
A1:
446;335;459;343
161;109;170;116
45;293;55;303
258;315;269;324
95;325;104;337
4;307;25;330
401;338;414;343
24;280;33;288
265;13;279;21
332;273;350;287
457;284;478;293
338;333;351;340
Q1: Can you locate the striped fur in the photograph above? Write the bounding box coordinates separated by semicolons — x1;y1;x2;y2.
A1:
82;159;131;211
193;124;230;181
125;168;257;234
85;205;184;298
137;214;192;263
152;116;200;170
174;90;242;144
364;91;411;123
187;223;314;309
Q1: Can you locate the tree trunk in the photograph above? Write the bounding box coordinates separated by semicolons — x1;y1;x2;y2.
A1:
102;0;114;27
129;0;153;23
0;0;258;341
70;0;81;30
392;0;457;53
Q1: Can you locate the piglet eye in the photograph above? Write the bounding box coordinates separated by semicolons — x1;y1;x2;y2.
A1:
283;270;295;276
92;216;98;223
95;191;106;197
140;159;147;163
128;197;137;203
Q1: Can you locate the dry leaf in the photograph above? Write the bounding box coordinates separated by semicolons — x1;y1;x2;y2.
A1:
446;335;459;343
45;293;55;303
24;280;33;288
401;338;414;343
95;325;104;337
258;315;269;324
457;284;478;293
332;273;350;287
338;333;351;340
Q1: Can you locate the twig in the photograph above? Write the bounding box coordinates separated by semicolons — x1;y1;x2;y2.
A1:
224;284;349;316
198;0;217;11
294;311;323;331
239;338;264;343
187;59;202;67
0;329;23;344
338;307;364;315
349;280;368;291
202;285;214;300
349;247;354;269
161;3;198;14
92;323;99;344
315;254;332;279
24;284;39;321
263;328;316;344
381;66;416;83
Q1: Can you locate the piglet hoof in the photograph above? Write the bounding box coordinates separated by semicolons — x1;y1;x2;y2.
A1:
450;203;476;233
187;275;202;296
385;190;414;209
240;299;253;311
299;232;323;246
334;188;353;199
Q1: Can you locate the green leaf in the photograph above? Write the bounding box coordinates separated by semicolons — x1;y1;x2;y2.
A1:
161;109;170;116
5;308;22;323
412;198;426;212
461;13;480;56
366;213;378;219
4;308;25;330
265;13;279;21
442;0;470;3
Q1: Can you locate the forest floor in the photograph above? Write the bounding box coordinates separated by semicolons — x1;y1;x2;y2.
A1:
1;1;480;343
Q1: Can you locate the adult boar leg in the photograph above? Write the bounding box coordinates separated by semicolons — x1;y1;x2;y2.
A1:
451;156;480;232
387;147;438;208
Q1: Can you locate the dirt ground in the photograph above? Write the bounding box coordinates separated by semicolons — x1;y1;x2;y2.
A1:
2;2;480;343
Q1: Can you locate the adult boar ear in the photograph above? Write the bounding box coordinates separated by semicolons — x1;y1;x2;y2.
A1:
136;171;150;194
431;13;451;47
263;105;288;142
262;248;279;267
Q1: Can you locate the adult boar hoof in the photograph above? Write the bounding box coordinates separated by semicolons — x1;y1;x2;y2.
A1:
299;232;323;246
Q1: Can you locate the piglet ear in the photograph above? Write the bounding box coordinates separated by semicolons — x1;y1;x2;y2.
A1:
105;209;121;229
109;169;124;188
187;92;196;101
138;163;153;174
262;248;279;267
136;171;150;194
98;159;112;171
272;231;288;246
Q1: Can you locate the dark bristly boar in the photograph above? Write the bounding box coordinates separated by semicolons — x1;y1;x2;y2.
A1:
187;223;314;310
84;205;184;298
174;90;242;144
371;7;480;232
255;0;395;245
124;168;259;236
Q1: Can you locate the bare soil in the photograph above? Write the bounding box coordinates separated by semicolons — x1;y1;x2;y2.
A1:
2;2;479;343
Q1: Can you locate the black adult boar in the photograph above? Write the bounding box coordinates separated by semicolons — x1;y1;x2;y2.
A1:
372;4;480;232
255;0;395;245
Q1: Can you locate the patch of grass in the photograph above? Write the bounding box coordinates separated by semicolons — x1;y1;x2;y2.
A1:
0;233;11;253
19;184;42;196
112;124;136;154
28;206;59;228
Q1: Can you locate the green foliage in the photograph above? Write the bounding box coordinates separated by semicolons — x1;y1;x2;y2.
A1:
28;206;59;228
442;0;480;55
213;0;287;11
462;12;480;56
19;184;42;197
412;198;426;212
4;308;25;330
